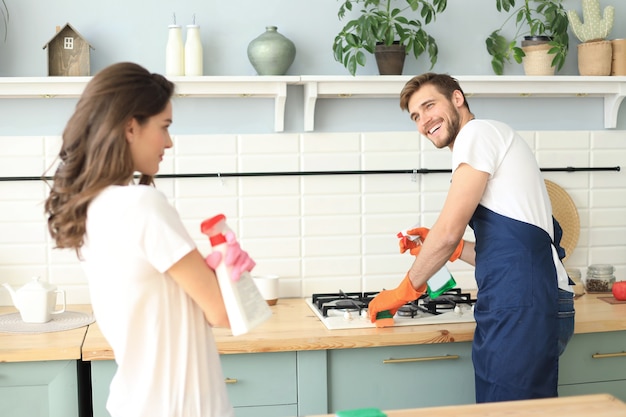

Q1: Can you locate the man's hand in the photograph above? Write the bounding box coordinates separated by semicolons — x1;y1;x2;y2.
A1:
398;227;430;255
205;231;256;281
398;226;464;261
368;274;426;323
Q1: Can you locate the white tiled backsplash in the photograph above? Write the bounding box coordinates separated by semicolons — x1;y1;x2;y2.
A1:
0;130;625;305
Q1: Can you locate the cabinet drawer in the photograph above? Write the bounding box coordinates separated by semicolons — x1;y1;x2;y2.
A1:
559;332;626;385
221;352;297;407
327;343;475;411
231;404;298;417
0;360;79;417
559;380;626;402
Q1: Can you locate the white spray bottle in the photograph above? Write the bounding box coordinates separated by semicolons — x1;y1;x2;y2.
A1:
201;214;272;336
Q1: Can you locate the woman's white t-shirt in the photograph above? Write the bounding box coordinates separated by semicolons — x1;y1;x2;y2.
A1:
82;185;234;417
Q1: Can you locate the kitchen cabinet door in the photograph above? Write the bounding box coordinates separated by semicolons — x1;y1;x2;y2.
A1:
0;360;79;417
90;360;116;417
91;353;304;417
559;331;626;402
221;352;297;416
327;342;475;412
221;350;328;417
91;357;298;417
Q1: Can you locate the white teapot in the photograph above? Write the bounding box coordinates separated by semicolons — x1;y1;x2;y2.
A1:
2;277;66;323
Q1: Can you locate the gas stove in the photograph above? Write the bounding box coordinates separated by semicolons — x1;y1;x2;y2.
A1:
306;289;476;330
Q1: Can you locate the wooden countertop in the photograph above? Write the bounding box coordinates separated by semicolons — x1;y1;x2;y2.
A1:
305;394;626;417
81;293;626;360
0;305;92;363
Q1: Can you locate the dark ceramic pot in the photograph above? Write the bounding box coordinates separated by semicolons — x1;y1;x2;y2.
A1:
521;35;552;47
374;42;406;75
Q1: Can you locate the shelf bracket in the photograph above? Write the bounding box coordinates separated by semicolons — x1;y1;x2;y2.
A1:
303;81;318;132
274;82;287;132
604;92;626;129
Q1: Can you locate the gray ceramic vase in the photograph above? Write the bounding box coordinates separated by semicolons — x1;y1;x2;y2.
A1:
247;26;296;75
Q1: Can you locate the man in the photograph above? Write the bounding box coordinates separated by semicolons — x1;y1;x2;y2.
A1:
368;73;575;403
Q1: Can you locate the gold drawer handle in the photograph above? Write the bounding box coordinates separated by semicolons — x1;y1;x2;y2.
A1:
224;378;238;384
383;354;459;364
592;352;626;359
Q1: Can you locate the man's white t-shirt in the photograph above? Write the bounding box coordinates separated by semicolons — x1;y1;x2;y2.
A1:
452;119;571;292
82;185;234;417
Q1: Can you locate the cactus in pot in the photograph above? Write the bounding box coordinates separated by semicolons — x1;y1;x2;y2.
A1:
567;0;614;43
567;0;615;75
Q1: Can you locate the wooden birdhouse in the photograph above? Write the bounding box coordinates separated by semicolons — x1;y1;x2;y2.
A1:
43;23;94;76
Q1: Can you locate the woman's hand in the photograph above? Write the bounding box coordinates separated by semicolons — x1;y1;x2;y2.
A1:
205;231;256;281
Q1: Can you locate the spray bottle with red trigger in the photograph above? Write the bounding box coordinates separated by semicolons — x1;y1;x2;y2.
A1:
397;228;457;299
200;214;272;336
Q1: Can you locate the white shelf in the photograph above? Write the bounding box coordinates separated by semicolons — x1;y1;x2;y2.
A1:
0;76;299;132
170;76;299;132
299;75;626;130
0;76;92;98
1;75;626;131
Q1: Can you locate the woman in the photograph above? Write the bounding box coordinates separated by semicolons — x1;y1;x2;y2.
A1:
45;62;246;417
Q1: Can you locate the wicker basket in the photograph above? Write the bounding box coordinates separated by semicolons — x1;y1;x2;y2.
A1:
545;180;580;261
578;40;612;76
522;44;556;76
611;39;626;75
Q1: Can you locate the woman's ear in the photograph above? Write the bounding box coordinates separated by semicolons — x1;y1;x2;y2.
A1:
125;118;137;143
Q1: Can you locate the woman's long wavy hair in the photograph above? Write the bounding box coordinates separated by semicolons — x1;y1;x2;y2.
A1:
44;62;174;255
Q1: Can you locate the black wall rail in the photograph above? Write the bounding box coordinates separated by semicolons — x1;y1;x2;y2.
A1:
0;166;620;182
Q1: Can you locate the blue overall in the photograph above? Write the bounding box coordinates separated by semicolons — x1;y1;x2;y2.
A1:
470;205;560;402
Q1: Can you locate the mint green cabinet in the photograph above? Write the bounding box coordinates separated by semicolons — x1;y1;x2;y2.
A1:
559;331;626;401
0;360;79;417
87;331;626;416
90;360;116;417
327;342;475;412
89;351;328;417
221;352;298;417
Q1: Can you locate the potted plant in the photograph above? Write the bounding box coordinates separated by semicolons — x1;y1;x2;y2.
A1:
485;0;569;75
567;0;614;76
1;0;8;42
332;0;448;76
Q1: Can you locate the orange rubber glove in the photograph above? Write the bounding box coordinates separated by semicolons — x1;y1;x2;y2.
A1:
398;227;430;255
398;227;464;262
368;274;427;324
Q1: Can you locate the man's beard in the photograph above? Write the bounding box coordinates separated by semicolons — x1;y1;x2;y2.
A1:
436;106;462;149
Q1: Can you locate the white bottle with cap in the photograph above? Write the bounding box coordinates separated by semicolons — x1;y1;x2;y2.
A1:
165;17;184;76
184;17;203;76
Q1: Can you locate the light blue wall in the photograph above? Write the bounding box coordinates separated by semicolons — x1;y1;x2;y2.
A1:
1;0;625;133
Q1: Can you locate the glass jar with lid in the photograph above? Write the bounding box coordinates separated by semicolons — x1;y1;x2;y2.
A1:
583;264;615;293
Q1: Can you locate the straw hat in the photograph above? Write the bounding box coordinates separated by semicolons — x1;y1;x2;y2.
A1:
545;180;580;261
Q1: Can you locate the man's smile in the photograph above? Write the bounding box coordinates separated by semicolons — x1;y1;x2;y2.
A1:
428;122;442;135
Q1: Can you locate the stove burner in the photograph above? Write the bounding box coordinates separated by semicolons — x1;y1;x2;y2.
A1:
396;304;419;317
312;291;375;317
310;288;475;318
335;299;364;310
415;289;475;314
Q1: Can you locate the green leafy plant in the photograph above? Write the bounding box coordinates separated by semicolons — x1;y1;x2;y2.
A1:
485;0;569;75
332;0;447;76
1;0;8;42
